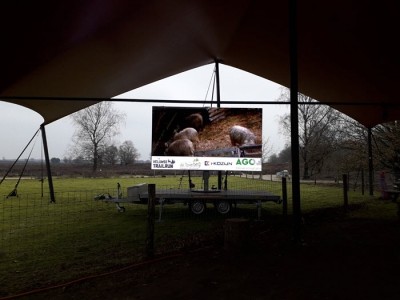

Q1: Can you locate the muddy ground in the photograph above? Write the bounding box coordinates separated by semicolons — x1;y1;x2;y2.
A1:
196;109;262;152
20;203;400;300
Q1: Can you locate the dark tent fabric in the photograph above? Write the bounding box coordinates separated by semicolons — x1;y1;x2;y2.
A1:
1;0;399;127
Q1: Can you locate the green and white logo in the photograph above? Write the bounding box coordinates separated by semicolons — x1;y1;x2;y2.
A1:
236;158;256;166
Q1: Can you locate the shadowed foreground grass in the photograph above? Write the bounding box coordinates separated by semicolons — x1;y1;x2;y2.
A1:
0;176;376;297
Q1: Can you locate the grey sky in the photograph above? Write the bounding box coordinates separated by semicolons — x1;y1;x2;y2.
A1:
0;64;289;161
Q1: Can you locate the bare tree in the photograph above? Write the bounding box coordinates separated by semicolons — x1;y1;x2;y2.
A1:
261;137;273;163
334;115;369;172
372;121;400;174
102;145;119;165
279;89;342;179
268;145;292;164
119;140;139;165
70;102;126;172
337;118;400;186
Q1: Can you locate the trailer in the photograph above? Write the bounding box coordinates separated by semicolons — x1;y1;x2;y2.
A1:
131;183;280;213
98;180;281;219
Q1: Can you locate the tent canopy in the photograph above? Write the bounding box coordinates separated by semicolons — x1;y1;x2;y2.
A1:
1;0;399;127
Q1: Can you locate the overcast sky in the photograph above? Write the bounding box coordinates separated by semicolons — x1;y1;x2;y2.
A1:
0;64;289;161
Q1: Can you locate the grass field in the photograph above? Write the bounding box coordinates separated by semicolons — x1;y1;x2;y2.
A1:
0;175;387;297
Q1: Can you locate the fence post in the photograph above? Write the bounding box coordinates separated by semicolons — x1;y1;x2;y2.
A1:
146;183;156;258
361;169;365;195
347;172;350;191
282;177;288;217
343;174;348;210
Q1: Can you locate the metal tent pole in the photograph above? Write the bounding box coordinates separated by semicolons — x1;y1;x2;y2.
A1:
368;127;374;195
289;0;302;243
40;124;56;203
215;59;223;190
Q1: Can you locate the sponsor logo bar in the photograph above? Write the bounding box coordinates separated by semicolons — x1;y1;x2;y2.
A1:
151;156;261;171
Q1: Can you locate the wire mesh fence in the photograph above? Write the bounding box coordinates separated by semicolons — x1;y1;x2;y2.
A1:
0;174;376;297
0;189;148;295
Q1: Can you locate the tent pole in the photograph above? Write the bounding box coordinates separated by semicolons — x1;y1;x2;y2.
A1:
40;124;56;203
289;0;302;244
368;127;374;195
215;59;222;190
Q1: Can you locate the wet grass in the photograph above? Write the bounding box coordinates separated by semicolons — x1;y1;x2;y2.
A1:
0;175;381;297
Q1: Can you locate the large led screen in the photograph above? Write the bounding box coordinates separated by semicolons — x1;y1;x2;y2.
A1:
151;106;263;171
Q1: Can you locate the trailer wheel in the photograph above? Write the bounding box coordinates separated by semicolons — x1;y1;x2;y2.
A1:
215;200;231;214
189;200;206;215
